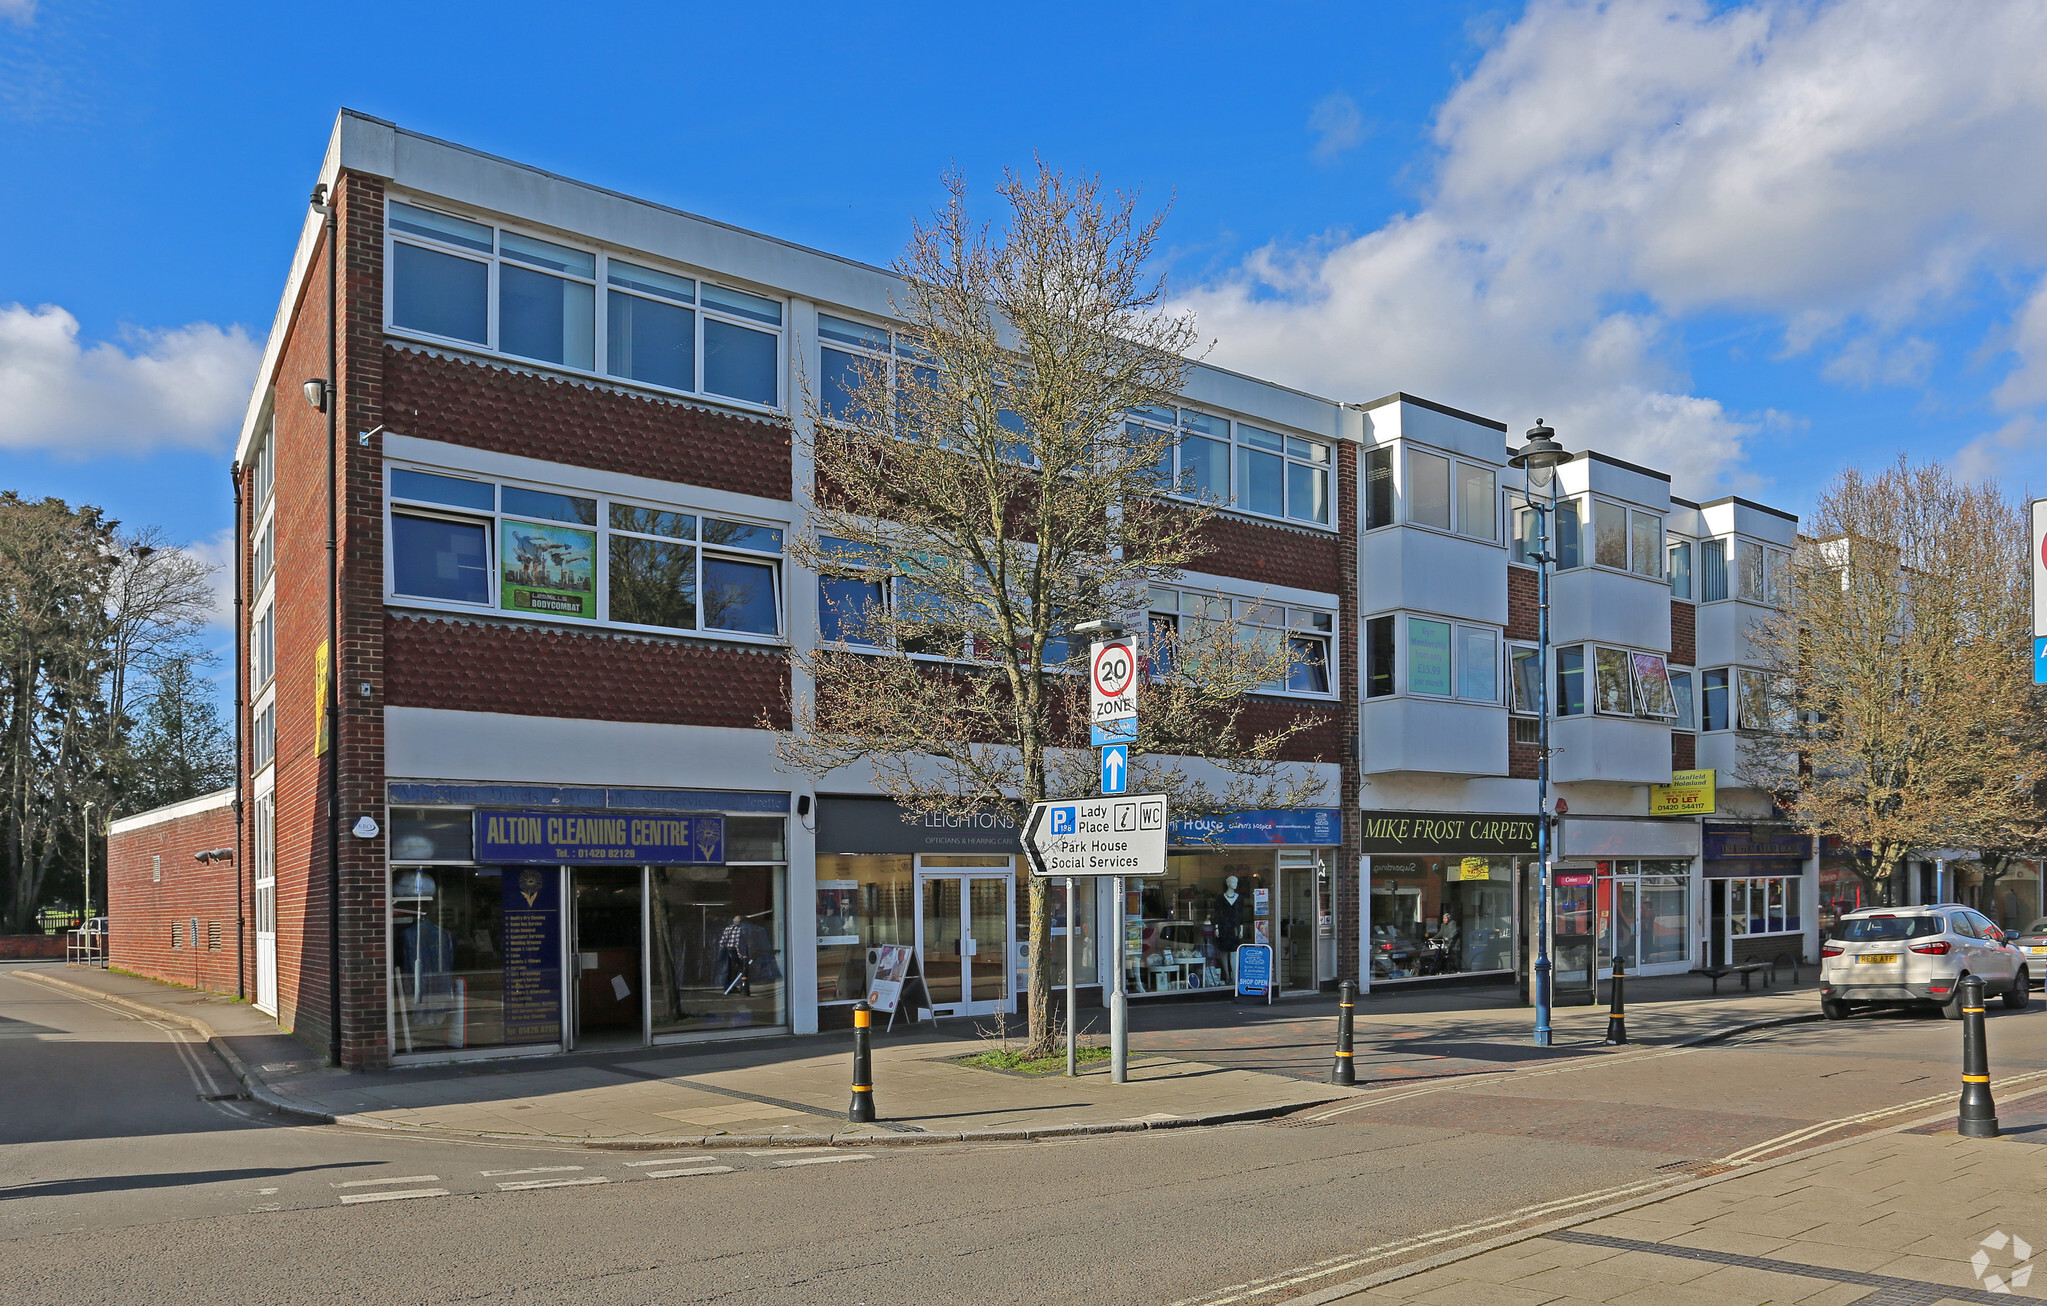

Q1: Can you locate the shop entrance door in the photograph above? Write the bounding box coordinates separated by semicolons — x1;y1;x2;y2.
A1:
1278;853;1320;993
915;870;1013;1017
570;867;644;1048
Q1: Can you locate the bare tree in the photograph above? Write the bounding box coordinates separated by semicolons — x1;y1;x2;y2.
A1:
1742;457;2036;906
774;166;1329;1054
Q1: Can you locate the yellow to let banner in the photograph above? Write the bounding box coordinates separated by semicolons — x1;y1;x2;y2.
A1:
314;640;331;757
1650;768;1715;815
1458;857;1493;880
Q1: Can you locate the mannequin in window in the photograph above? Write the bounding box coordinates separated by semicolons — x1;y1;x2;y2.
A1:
1215;876;1246;979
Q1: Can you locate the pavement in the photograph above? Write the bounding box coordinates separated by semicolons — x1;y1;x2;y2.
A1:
1312;1083;2047;1305
11;961;1824;1149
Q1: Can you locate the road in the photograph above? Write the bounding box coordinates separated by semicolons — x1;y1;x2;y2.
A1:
3;965;2041;1305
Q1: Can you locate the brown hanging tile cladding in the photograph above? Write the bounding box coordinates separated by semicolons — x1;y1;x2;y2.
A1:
1671;731;1696;771
1191;514;1342;593
383;346;793;500
1238;696;1342;764
386;615;791;729
1670;598;1696;667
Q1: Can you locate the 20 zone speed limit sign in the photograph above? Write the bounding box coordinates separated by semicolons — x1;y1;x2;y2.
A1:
1090;637;1138;725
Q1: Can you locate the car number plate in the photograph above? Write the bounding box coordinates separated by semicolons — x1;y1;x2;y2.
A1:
1857;954;1899;964
2029;946;2047;955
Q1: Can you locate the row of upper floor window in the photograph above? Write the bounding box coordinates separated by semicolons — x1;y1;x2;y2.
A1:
379;462;1341;700
381;198;1341;534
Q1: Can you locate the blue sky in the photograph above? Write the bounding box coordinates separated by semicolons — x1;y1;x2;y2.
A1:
5;0;2046;631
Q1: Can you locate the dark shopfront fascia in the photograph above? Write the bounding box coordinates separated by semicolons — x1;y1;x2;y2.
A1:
1704;822;1814;968
384;784;790;1064
1360;813;1540;991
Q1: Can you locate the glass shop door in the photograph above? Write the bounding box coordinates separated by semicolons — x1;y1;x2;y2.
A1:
570;866;645;1048
914;869;1014;1018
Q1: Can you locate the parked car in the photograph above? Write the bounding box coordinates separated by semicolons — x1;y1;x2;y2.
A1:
1819;905;2030;1021
2008;918;2047;985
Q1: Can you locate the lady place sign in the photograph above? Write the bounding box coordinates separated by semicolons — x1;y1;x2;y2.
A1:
475;809;725;864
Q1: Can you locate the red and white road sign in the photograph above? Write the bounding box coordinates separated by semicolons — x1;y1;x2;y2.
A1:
2033;497;2046;639
1089;636;1138;725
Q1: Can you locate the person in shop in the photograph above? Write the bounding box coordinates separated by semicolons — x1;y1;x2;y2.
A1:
1426;908;1460;974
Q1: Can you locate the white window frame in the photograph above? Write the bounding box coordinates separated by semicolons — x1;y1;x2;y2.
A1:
383;195;787;415
1667;535;1694;599
1554;643;1677;720
250;693;276;775
1132;406;1335;530
382;462;787;645
250;596;276;691
1148;587;1338;699
1397;443;1497;542
1372;611;1500;705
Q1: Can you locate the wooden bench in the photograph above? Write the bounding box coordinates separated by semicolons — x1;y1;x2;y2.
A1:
1690;961;1773;993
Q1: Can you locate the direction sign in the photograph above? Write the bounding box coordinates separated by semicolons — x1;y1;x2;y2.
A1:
1090;718;1137;747
1100;744;1129;795
1089;637;1138;725
2034;498;2047;640
2037;636;2046;687
1023;793;1168;878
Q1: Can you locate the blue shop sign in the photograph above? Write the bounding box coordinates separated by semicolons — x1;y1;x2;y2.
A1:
475;809;725;865
1170;808;1341;847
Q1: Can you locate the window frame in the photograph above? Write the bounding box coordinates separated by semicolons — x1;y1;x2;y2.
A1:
1367;611;1501;705
1141;406;1335;530
384;195;787;415
1556;643;1679;720
1388;443;1497;543
383;462;787;644
1148;587;1338;699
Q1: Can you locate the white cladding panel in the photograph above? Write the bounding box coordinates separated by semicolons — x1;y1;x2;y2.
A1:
1692;730;1744;783
1358;528;1508;624
1692;600;1771;669
1547;567;1671;653
1550;715;1672;785
1360;698;1508;777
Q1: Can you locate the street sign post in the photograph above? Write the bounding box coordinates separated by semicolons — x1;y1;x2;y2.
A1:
1089;637;1138;726
1022;794;1168;878
1099;744;1129;795
2034;499;2047;683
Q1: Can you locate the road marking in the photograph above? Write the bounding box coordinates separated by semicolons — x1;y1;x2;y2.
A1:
495;1176;611;1191
255;1188;278;1195
1164;1175;1681;1306
772;1154;873;1168
479;1165;585;1177
746;1147;836;1156
1297;1046;1701;1122
333;1174;440;1188
339;1188;449;1204
644;1165;735;1178
624;1156;712;1166
1718;1065;2047;1163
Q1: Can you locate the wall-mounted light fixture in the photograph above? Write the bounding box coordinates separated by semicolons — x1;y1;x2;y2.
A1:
303;378;329;412
193;848;235;864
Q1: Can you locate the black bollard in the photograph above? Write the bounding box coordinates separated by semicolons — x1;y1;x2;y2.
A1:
1957;975;1998;1138
1331;979;1357;1085
848;1001;877;1123
1604;954;1629;1046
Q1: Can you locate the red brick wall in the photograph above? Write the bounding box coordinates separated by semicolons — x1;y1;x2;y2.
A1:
1509;722;1540;779
386;615;792;729
107;800;240;995
1672;731;1696;771
1670;598;1696;667
0;936;67;959
385;347;793;501
1507;565;1539;642
1193;513;1342;593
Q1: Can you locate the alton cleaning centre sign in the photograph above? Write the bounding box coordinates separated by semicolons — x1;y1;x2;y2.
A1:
476;810;725;865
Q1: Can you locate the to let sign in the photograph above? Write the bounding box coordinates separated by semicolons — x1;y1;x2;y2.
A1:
1649;769;1717;816
1090;637;1138;725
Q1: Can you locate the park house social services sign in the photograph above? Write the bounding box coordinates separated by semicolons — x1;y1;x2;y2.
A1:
476;810;725;865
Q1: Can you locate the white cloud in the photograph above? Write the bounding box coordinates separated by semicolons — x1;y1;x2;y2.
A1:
0;0;35;25
1176;0;2047;497
0;303;259;456
181;528;239;630
1308;92;1365;163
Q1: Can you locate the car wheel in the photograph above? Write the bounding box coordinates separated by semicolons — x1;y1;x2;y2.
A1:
1941;983;1968;1020
1821;998;1850;1021
2007;970;2031;1010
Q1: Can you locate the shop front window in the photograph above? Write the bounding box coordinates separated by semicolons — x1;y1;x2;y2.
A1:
1369;856;1516;980
1020;875;1097;988
391;865;561;1054
814;855;917;1006
1592;860;1693;970
649;863;785;1035
1133;851;1273;993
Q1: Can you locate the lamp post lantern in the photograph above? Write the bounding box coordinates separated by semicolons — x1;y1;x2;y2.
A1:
1507;420;1574;1047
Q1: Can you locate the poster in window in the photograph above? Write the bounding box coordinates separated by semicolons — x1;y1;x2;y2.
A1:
1408;620;1452;696
1592;647;1636;715
816;879;860;945
1630;652;1677;717
501;520;596;619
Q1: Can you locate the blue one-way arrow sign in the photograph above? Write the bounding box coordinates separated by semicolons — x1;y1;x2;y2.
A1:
1100;744;1129;795
2036;636;2047;685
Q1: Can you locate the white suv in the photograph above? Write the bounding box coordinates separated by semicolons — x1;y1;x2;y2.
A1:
1819;906;2030;1021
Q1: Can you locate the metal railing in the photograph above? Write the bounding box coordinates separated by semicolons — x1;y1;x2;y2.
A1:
66;919;108;968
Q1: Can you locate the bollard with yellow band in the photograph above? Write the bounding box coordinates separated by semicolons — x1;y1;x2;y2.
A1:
1331;978;1357;1086
1956;975;1998;1138
849;1001;878;1124
1604;954;1629;1046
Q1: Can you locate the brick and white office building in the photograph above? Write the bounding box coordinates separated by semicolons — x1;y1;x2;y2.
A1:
111;110;1846;1069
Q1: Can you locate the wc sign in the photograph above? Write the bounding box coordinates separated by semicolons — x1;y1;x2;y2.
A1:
1090;636;1138;725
